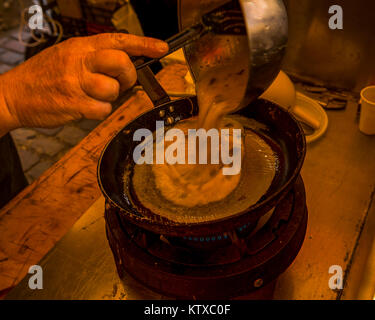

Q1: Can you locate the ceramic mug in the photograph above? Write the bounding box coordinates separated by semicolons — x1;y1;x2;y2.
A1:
359;86;375;135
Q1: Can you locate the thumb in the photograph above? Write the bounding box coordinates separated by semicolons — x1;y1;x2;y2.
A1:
86;33;169;58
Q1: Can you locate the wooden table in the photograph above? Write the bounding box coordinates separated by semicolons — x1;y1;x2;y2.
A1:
1;64;374;299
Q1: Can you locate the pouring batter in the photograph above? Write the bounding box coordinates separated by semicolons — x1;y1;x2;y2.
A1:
150;60;249;207
131;60;280;222
131;114;279;223
130;4;284;221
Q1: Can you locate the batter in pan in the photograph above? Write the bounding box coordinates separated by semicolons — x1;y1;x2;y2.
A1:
130;61;279;222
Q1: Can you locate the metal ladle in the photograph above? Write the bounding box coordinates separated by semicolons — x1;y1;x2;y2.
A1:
179;0;288;112
116;0;288;114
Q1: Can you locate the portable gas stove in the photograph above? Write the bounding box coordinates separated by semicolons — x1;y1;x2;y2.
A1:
98;0;305;300
104;176;307;300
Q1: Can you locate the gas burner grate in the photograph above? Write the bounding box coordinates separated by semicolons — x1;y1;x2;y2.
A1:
104;176;308;299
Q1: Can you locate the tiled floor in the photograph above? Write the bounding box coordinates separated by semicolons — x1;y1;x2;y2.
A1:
0;27;101;183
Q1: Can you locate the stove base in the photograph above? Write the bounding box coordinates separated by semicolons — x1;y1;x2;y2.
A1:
105;176;308;299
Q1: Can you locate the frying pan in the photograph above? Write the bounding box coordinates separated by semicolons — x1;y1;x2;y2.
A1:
97;66;306;238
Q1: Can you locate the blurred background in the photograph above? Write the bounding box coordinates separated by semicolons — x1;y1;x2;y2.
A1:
0;0;374;182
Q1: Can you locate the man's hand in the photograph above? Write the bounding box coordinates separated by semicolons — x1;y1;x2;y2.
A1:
0;33;168;134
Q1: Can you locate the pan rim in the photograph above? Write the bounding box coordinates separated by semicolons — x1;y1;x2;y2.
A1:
97;97;306;235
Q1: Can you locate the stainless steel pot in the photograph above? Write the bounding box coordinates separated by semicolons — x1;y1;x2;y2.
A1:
179;0;288;111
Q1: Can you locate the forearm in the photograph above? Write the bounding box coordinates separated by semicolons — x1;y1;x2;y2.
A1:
0;75;19;138
0;33;168;136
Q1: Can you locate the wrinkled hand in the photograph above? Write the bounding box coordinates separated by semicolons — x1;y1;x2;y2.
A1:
0;33;168;132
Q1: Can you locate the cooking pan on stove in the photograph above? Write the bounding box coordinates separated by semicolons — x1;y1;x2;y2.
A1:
97;66;306;238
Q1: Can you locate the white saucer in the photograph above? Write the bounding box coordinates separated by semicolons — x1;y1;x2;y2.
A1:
293;92;329;143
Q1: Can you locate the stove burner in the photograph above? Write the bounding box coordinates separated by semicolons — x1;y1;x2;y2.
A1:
104;176;308;299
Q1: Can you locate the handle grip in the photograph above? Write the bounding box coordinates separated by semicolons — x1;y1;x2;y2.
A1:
132;24;205;70
111;30;170;109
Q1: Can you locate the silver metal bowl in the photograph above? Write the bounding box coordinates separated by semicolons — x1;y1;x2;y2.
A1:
179;0;288;111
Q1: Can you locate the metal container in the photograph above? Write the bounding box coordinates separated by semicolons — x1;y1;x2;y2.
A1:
179;0;289;111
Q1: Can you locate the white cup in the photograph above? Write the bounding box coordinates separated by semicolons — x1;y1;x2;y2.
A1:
260;71;321;130
359;86;375;135
260;71;296;111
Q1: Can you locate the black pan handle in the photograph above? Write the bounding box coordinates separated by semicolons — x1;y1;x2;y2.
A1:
132;24;205;70
111;64;170;110
111;31;171;110
135;60;171;106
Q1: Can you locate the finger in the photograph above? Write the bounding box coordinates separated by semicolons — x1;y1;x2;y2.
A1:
79;98;113;120
86;33;169;58
81;72;120;102
85;49;137;91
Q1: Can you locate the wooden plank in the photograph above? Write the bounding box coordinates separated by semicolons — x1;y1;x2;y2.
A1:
274;101;375;299
4;197;169;300
0;63;189;295
0;90;154;294
341;190;375;300
1;62;374;299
